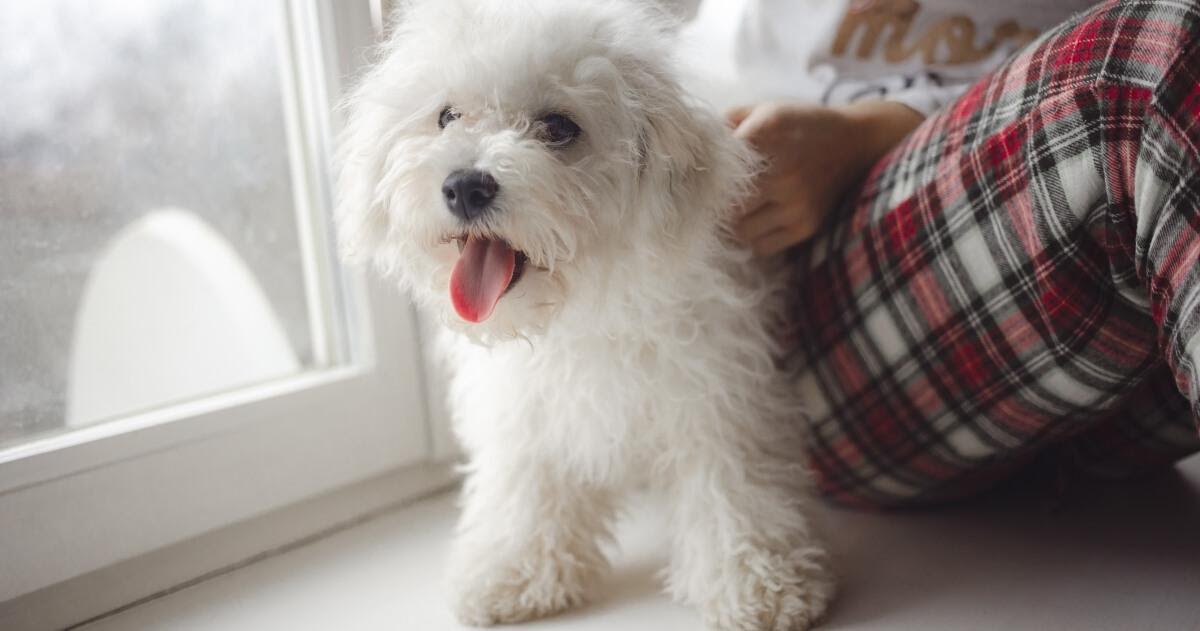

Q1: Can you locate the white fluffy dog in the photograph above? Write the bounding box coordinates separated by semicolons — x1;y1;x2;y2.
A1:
336;1;833;628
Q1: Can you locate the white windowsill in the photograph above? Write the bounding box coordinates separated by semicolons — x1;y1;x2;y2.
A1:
61;456;1200;631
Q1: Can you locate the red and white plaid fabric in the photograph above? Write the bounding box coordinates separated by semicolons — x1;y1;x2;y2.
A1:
788;0;1200;507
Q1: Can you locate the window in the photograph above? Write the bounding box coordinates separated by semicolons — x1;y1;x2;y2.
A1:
1;0;346;440
0;0;446;607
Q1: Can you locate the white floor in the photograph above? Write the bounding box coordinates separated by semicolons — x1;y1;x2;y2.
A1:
83;458;1200;631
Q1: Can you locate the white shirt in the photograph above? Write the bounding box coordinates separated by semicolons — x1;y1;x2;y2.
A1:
734;0;1099;115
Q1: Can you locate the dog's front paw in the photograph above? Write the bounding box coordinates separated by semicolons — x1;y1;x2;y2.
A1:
702;545;835;631
450;548;597;627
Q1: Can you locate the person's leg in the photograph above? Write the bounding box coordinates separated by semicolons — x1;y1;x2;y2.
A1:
1057;365;1198;480
788;0;1200;507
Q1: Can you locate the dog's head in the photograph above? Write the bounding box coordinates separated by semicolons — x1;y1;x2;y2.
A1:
337;0;755;342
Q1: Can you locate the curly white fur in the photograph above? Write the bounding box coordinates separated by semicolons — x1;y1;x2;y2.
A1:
337;1;834;629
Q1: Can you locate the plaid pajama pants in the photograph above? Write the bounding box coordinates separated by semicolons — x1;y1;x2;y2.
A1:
789;0;1200;507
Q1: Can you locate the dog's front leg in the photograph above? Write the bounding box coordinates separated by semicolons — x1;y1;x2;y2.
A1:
449;455;614;626
664;458;835;631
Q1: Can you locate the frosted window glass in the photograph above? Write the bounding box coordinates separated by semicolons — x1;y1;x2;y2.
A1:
0;1;332;445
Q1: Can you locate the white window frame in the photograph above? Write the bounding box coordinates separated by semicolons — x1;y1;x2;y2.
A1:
0;0;450;609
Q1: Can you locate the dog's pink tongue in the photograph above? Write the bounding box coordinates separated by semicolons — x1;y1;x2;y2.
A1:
449;235;516;323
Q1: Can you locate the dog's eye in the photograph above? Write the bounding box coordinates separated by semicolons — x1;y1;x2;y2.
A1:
438;106;461;130
537;113;582;147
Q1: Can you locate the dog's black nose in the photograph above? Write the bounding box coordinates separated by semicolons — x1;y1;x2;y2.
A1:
442;169;499;222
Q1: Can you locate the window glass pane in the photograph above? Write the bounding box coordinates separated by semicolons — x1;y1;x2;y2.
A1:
0;0;339;445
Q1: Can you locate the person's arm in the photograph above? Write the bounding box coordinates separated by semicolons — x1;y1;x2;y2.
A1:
728;100;924;256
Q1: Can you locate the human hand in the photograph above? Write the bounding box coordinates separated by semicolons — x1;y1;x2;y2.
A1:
728;101;923;256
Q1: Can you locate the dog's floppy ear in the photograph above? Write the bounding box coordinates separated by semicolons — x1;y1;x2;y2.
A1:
334;94;391;265
334;0;450;268
629;64;759;228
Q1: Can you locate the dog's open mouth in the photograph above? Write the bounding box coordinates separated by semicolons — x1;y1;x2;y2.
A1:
447;234;528;323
